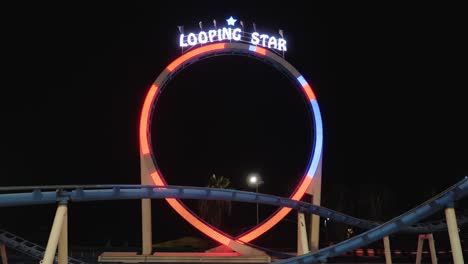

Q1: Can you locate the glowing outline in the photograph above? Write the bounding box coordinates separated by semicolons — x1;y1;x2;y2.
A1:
139;42;323;245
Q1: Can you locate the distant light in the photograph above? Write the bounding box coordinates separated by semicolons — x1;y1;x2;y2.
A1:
248;173;262;187
249;176;258;184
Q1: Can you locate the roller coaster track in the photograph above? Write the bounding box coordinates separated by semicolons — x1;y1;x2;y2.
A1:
0;229;86;264
277;176;468;263
1;179;466;234
1;176;467;263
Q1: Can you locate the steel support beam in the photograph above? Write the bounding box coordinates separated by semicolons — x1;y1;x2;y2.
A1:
0;243;7;264
445;207;464;264
297;212;309;255
383;236;392;264
308;157;322;252
58;207;68;264
42;202;67;264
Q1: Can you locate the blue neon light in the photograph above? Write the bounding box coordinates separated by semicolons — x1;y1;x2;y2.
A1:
297;75;307;87
307;100;323;178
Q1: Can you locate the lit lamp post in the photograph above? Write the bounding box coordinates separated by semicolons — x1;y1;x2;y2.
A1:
247;173;263;225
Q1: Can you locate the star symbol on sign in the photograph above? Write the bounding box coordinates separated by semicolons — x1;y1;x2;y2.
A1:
226;16;237;26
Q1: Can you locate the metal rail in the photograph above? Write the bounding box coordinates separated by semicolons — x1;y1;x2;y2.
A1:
277;176;468;263
0;229;86;264
1;177;467;263
1;180;466;234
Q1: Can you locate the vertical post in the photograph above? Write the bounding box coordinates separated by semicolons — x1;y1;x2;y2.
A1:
310;195;320;252
427;233;438;264
309;158;322;252
141;199;152;255
415;234;425;264
0;243;8;264
42;202;67;264
297;212;309;255
141;156;153;256
383;236;392;264
444;207;464;264
256;184;259;225
58;206;68;264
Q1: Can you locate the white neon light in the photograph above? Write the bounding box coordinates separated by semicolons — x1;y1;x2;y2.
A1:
278;38;287;51
178;27;287;52
187;33;197;45
259;34;269;47
268;36;277;49
232;28;242;41
251;32;260;45
208;30;216;42
226;16;237;26
222;28;232;40
199;31;208;44
179;34;188;47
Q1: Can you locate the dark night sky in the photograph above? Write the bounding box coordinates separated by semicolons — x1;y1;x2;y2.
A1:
2;2;467;249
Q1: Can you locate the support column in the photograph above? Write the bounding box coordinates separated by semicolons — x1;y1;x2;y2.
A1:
42;202;67;264
297;212;309;255
141;199;152;255
416;234;438;264
0;243;7;264
445;207;464;264
140;155;154;255
58;207;68;264
415;235;425;264
309;158;322;252
427;233;438;264
383;236;392;264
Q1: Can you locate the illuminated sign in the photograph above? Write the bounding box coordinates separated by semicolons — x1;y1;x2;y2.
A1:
178;16;287;52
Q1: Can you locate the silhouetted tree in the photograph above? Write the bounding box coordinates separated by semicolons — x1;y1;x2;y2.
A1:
323;183;350;243
197;174;232;228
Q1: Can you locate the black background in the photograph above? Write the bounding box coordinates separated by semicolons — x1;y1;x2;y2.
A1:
2;2;467;249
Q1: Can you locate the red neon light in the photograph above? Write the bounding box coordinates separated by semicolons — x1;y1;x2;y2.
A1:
150;170;164;185
303;84;316;101
255;47;267;56
237;176;312;243
139;84;159;154
149;169;313;244
240;208;291;242
166;43;226;72
291;176;312;201
150;171;231;245
154;252;241;257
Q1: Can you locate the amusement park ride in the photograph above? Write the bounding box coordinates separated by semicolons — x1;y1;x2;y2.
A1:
0;17;467;264
137;16;323;263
